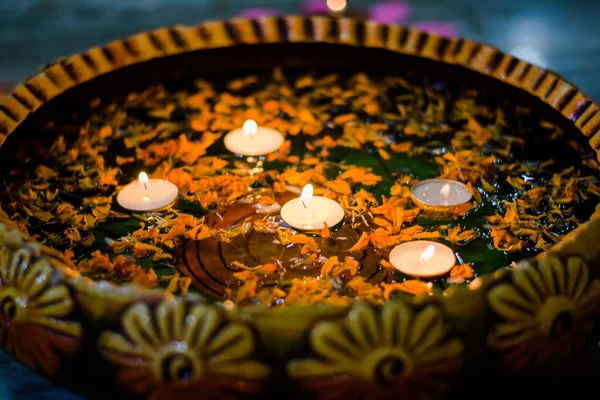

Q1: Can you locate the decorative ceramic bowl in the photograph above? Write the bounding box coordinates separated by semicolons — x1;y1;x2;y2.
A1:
0;16;599;399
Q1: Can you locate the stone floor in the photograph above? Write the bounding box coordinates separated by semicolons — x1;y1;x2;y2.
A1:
0;0;599;398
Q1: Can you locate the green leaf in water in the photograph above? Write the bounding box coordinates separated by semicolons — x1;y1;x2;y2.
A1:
263;159;292;172
134;257;157;269
78;229;110;257
175;199;208;217
457;238;511;276
415;199;499;231
384;153;440;181
96;217;142;237
135;258;177;279
289;134;310;157
326;147;439;197
77;217;143;260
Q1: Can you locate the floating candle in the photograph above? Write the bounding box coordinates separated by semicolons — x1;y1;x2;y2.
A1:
117;172;178;212
389;240;456;278
280;184;345;230
224;119;285;156
410;179;472;218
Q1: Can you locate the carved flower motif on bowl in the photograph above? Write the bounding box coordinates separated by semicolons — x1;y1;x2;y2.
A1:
99;300;269;400
288;301;464;399
488;256;600;371
0;243;81;376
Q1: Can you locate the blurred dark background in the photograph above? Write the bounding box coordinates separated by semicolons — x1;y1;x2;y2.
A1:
1;0;600;100
0;0;599;398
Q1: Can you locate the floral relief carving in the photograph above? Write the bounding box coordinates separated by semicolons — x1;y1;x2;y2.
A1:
99;300;269;399
488;256;600;371
0;225;81;376
288;301;463;399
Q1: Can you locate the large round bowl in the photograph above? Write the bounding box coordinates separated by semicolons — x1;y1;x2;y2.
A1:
0;16;599;399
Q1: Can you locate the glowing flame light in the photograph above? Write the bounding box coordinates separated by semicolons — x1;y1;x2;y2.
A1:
440;183;451;199
139;172;149;191
301;184;314;208
327;0;347;13
419;245;435;264
440;183;451;205
139;172;150;201
243;119;258;140
301;184;315;221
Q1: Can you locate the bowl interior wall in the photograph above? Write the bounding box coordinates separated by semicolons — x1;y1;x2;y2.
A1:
0;42;588;166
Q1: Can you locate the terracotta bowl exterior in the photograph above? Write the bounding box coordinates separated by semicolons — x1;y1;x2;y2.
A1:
0;16;599;399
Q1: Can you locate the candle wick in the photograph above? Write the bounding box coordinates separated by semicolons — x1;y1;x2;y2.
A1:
244;128;257;142
302;200;314;219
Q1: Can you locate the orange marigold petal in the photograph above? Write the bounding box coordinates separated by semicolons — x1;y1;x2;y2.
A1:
324;179;352;195
321;256;340;277
450;264;475;280
381;280;429;298
348;231;370;252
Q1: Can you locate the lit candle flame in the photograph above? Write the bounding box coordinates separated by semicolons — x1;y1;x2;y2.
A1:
419;245;435;264
243;119;258;141
440;183;451;199
440;183;451;206
301;184;314;220
139;172;149;192
301;184;314;209
327;0;347;13
139;172;150;201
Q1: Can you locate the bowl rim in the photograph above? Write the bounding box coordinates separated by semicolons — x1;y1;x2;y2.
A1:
2;16;600;397
0;14;599;310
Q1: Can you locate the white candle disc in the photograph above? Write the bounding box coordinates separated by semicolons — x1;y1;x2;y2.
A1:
389;240;456;278
117;179;179;212
224;126;284;156
411;179;472;206
280;196;345;230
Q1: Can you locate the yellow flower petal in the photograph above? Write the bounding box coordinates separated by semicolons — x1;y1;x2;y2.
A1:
311;321;361;363
381;301;412;346
345;304;378;351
